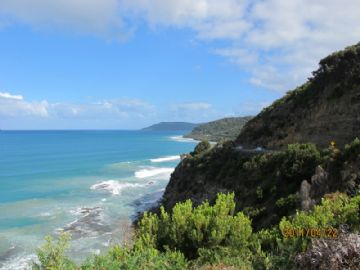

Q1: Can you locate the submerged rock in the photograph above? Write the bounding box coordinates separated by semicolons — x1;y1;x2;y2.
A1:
63;207;111;239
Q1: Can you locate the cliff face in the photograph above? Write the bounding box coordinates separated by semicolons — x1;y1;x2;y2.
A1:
161;140;360;230
158;43;360;230
163;143;252;211
237;43;360;150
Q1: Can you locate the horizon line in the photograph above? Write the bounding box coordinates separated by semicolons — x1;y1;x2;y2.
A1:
0;128;195;131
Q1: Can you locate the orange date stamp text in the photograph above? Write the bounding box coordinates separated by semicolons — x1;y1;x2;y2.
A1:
282;227;338;238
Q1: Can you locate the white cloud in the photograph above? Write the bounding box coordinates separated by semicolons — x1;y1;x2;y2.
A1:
0;92;23;100
0;0;131;39
169;102;214;122
0;91;48;117
0;92;155;122
171;102;212;111
1;1;360;90
123;0;360;91
51;98;155;119
214;48;258;66
122;0;248;27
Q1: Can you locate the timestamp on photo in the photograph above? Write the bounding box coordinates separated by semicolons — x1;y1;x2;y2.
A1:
281;227;338;239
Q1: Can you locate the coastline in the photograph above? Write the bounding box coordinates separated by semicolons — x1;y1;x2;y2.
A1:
0;131;198;270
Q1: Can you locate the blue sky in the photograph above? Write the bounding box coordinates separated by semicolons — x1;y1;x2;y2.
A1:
0;0;359;129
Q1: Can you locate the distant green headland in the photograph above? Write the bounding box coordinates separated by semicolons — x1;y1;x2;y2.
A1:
141;122;199;131
184;116;253;142
142;116;253;142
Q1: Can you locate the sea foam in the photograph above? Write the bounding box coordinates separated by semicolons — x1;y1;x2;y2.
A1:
90;180;145;195
0;253;37;270
169;135;198;143
150;155;180;163
134;167;174;179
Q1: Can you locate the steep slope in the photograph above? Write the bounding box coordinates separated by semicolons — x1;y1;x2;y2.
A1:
237;43;360;149
142;122;199;131
157;43;360;230
184;116;252;142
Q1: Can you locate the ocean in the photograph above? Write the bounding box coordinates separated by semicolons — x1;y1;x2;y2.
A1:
0;130;197;269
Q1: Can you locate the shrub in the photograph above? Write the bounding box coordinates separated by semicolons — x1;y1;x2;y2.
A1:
138;193;252;258
275;194;299;217
191;140;211;156
256;187;263;200
243;207;266;218
344;137;360;161
81;245;188;270
280;143;321;180
34;190;360;270
32;232;76;270
194;246;254;270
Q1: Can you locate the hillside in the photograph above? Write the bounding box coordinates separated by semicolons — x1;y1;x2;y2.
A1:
159;43;360;230
184;116;252;142
237;43;360;150
142;122;199;131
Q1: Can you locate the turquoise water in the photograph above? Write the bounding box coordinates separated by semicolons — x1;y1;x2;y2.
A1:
0;130;197;269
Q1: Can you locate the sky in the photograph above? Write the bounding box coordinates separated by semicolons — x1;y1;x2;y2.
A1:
0;0;360;129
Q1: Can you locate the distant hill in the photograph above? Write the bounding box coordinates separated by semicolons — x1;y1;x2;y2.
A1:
142;122;199;131
184;116;253;142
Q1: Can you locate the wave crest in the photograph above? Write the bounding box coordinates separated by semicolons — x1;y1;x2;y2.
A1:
134;167;174;179
90;180;145;195
169;136;198;143
150;155;180;163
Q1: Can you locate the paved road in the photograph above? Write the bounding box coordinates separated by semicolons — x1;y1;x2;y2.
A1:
234;146;276;154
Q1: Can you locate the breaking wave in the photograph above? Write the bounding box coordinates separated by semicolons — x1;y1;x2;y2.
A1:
90;180;146;195
134;167;174;179
150;155;180;163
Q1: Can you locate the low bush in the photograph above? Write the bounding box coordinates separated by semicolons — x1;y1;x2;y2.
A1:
33;192;360;269
81;245;188;270
32;233;76;270
138;193;252;258
191;140;211;156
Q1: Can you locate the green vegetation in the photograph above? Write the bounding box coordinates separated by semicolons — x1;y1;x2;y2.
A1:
236;42;360;149
261;43;360;116
165;138;360;232
34;190;360;269
33;233;77;270
138;193;252;259
185;117;252;142
344;137;360;161
190;140;211;156
174;141;324;229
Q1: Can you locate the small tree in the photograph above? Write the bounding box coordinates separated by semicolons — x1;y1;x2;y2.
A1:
33;232;76;270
